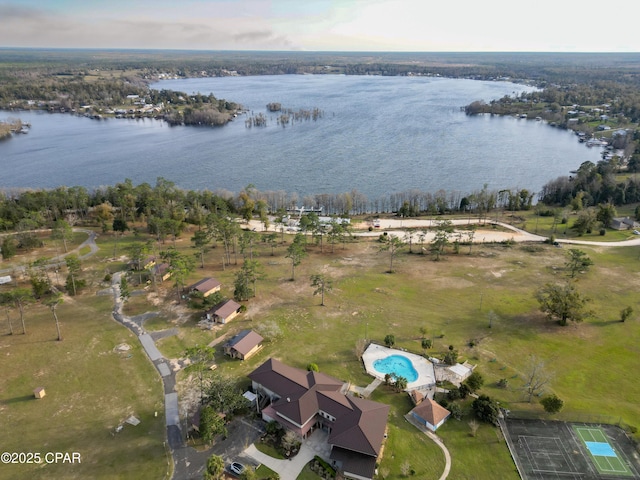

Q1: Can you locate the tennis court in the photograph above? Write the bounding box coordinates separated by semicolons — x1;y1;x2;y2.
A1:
502;418;640;480
574;425;633;476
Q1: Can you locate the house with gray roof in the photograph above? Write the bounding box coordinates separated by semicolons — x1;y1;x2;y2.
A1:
611;216;639;231
249;358;389;480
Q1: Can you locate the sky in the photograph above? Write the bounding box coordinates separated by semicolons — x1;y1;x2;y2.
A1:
1;0;639;52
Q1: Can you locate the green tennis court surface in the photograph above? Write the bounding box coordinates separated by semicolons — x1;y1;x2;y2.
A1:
574;426;633;476
502;418;640;479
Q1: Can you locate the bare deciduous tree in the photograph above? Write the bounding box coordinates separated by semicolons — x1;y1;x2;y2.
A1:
468;419;480;437
355;338;367;360
522;355;554;403
400;460;411;477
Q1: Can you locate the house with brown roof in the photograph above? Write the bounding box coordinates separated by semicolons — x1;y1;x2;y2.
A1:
153;262;171;282
409;398;450;432
204;299;242;324
249;358;389;480
224;330;263;360
188;277;221;297
129;255;157;271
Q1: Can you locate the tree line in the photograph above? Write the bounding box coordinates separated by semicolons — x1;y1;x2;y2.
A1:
0;178;541;245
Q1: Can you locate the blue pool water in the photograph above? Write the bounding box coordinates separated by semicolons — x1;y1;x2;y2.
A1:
586;442;617;458
373;355;418;382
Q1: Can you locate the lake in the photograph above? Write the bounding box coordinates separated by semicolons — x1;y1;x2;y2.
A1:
0;75;601;202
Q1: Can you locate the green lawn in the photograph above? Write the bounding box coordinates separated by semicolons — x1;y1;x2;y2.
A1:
0;295;167;480
3;220;640;480
296;464;323;480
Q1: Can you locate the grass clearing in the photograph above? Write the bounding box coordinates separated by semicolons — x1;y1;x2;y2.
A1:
2;220;640;479
295;464;323;479
0;293;167;480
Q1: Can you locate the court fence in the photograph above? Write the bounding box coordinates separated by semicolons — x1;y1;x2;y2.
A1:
504;410;639;446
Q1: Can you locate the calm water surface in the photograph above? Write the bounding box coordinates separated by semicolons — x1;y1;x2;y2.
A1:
0;75;602;200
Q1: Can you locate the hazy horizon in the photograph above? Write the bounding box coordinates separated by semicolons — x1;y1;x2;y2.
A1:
1;0;638;53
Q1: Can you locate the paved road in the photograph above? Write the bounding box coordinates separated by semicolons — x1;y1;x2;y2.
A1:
244;430;332;480
249;217;640;247
0;228;99;277
109;272;264;480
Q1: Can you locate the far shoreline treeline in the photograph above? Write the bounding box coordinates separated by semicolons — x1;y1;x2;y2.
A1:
3;49;640;129
2;155;640;233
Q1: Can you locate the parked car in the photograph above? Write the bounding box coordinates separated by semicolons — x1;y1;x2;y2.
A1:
229;462;245;475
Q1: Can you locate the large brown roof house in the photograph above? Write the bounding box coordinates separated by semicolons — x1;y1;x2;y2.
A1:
249;358;389;480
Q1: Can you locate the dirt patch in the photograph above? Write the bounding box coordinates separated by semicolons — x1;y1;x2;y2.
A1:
432;276;476;289
490;270;508;278
244;295;277;318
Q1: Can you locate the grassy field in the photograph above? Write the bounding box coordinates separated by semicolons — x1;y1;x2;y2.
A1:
2;222;640;480
0;293;168;480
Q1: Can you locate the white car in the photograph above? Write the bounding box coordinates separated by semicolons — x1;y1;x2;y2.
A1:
229;462;245;475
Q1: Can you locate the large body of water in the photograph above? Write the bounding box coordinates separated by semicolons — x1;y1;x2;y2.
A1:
0;75;601;201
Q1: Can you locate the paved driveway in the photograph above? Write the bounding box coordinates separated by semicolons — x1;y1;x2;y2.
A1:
244;430;331;480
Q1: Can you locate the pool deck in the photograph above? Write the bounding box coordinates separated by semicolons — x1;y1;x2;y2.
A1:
362;343;436;391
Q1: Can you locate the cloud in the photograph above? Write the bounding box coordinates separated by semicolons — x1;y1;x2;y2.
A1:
0;4;45;20
0;3;296;50
232;30;295;49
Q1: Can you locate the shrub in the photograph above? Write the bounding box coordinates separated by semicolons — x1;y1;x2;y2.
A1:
313;455;336;477
1;237;16;259
599;228;606;236
443;350;458;365
541;394;564;414
620;306;633;323
448;402;463;420
447;388;461;401
265;421;284;438
472;395;500;424
464;371;484;393
497;378;508;389
384;334;395;347
458;384;470;399
307;363;319;372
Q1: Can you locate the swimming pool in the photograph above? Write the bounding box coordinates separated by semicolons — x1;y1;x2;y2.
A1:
373;354;418;382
